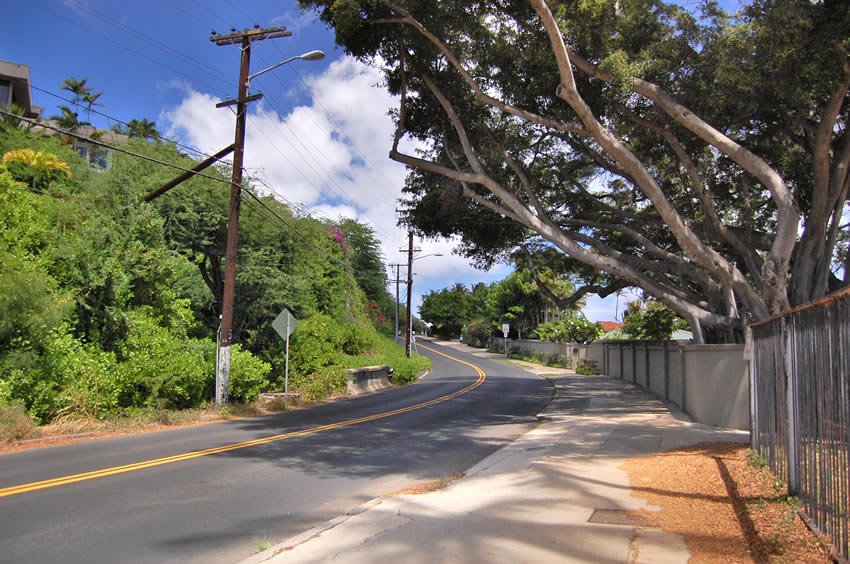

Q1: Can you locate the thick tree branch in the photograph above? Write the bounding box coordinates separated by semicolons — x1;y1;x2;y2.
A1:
531;0;769;318
375;6;586;135
563;39;800;312
521;248;631;308
616;102;764;285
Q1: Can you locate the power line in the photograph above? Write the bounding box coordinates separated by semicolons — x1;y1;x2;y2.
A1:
31;84;215;161
63;0;234;85
31;0;230;98
249;58;407;248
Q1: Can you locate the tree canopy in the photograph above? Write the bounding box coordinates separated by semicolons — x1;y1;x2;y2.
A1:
301;0;850;343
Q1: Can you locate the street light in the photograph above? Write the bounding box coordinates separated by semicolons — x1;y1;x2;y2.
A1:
413;253;444;261
248;50;325;84
214;44;325;405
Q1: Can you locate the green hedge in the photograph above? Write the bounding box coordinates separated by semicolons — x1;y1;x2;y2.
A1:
288;315;430;399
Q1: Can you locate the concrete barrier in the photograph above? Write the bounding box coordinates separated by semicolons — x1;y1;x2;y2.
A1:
346;365;393;395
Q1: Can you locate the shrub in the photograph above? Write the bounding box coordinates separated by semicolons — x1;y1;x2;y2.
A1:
229;344;271;403
289;314;344;376
0;403;38;443
115;310;212;410
50;329;123;418
533;315;603;344
463;318;493;348
576;359;599;375
549;354;572;369
290;365;347;401
342;323;375;355
388;354;430;385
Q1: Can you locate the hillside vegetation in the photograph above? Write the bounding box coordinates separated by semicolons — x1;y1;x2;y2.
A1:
0;123;426;432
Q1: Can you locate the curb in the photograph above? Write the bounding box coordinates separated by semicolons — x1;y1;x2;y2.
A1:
241;498;385;564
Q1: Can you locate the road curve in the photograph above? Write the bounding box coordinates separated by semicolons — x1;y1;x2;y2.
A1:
0;339;551;563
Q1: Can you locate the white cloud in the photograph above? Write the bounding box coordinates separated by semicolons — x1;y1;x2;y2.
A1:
160;55;648;322
161;55;499;315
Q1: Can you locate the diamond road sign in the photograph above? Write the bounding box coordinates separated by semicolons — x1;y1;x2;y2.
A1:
272;308;298;340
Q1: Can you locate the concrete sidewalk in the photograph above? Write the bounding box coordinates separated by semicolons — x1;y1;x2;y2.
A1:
244;365;747;563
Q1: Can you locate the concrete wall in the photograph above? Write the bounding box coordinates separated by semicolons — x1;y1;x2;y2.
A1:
510;339;592;365
345;365;392;395
682;344;750;430
590;341;750;431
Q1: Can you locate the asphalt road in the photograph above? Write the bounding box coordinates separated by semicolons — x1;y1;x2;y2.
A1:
0;340;551;563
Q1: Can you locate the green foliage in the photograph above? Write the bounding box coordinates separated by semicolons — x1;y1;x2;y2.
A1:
533;315;603;344
289;314;345;376
622;299;686;340
747;448;769;469
575;359;599;376
342;323;376;355
116;309;212;410
0;124;388;425
229;345;272;403
420;283;470;338
508;349;573;369
290;365;347;401
463;318;493;348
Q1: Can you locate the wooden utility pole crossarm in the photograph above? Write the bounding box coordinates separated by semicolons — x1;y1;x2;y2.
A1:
142;144;234;202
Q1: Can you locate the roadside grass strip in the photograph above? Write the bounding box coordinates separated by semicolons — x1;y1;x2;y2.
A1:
0;343;485;498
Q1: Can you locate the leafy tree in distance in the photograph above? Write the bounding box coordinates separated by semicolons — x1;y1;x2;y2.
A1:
49;105;81;131
300;0;850;343
420;283;470;338
622;299;687;341
126;118;160;141
60;76;92;108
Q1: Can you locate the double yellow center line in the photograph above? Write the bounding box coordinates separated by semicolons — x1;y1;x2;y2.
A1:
0;343;485;498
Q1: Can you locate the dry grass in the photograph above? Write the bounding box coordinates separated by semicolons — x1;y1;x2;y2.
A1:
0;400;293;454
622;442;832;563
388;472;465;496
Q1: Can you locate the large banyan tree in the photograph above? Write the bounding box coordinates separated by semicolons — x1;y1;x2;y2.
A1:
301;0;850;343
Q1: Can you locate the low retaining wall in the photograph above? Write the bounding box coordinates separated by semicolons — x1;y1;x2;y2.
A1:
507;339;593;364
590;341;750;430
346;365;393;395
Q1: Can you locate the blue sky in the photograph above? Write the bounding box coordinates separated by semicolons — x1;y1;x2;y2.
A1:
3;0;649;323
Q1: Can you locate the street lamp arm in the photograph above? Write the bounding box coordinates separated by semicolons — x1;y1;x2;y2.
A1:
413;253;443;261
248;50;325;82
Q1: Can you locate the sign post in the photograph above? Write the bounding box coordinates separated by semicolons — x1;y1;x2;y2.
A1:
502;323;510;356
272;308;299;394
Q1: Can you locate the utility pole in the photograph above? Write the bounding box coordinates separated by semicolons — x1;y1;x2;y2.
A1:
211;26;291;404
388;263;403;344
405;232;414;358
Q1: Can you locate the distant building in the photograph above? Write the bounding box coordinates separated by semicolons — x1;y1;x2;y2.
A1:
68;125;128;171
598;321;624;333
0;60;42;118
1;59;130;171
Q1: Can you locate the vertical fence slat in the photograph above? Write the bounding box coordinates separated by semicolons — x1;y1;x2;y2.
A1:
751;291;850;560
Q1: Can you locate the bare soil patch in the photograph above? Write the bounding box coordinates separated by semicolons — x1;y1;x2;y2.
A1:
622;442;832;563
388;472;465;495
